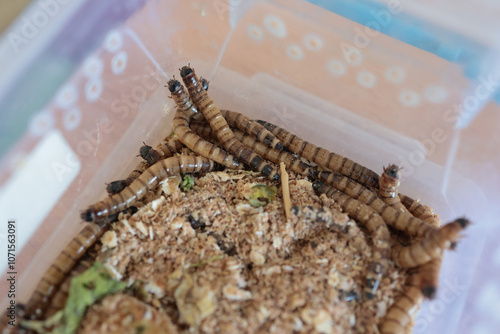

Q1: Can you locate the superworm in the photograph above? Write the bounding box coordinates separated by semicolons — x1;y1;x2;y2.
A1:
256;120;379;188
400;194;441;228
380;273;424;334
317;172;437;238
107;138;184;195
20;222;109;320
391;218;469;268
173;108;240;169
190;121;314;177
311;181;390;299
219;109;282;150
378;164;410;215
168;77;204;121
179;66;280;180
81;155;219;223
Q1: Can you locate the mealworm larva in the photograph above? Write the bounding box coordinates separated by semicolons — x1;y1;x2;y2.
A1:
173;109;240;169
20;222;109;320
391;218;469;268
317;172;437;238
179;65;280;180
311;181;390;299
44;251;97;318
416;255;443;299
81;156;219;223
107;138;184;195
380;273;424;334
168;77;204;121
140;138;184;165
400;194;441;228
190;121;314;177
256;120;379;188
379;164;410;215
220;109;283;150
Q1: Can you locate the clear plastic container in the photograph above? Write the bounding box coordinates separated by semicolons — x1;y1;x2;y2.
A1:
1;0;499;333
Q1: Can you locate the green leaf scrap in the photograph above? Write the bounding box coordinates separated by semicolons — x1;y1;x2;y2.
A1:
181;174;195;191
248;184;277;207
21;262;126;334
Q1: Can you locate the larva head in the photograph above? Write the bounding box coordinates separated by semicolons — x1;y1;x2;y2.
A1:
383;164;400;179
106;180;128;194
81;208;95;222
180;65;194;78
312;180;323;194
167;79;182;93
422;286;437;299
200;77;209;91
456;217;470;229
139;145;153;160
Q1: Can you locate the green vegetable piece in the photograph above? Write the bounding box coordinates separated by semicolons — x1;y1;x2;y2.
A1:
248;184;277;207
21;262;126;334
168;129;175;138
181;174;195;191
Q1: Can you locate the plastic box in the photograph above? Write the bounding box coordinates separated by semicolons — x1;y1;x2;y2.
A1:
1;0;499;333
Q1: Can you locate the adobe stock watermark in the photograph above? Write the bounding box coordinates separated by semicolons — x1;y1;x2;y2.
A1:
211;0;244;21
340;0;404;64
51;65;165;182
413;277;468;332
397;74;500;179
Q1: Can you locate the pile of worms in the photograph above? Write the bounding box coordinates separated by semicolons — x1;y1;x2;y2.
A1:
5;65;469;334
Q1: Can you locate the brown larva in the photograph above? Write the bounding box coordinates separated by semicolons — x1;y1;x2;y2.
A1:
317;172;437;238
391;218;469;269
379;164;410;215
179;65;280;180
311;181;390;299
379;273;424;334
81;155;219;223
190;121;314;177
256;120;380;188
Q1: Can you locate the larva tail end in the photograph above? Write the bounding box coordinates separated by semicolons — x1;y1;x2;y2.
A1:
422;286;437;299
167;79;182;93
180;65;194;78
139;145;153;160
256;120;266;125
129;206;139;215
456;217;470;229
312;180;323;193
81;208;95;222
274;142;284;150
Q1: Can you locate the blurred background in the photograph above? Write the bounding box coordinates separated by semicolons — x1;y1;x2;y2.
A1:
0;1;499;333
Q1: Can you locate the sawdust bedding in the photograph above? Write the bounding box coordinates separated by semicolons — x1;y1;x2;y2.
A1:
78;168;408;334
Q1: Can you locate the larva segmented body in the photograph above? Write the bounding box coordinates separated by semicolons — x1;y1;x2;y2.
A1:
400;194;441;228
391;218;469;268
317;172;437;238
173;109;240;169
379;164;410;215
21;222;109;320
311;181;390;299
168;77;204;121
256;120;379;188
190;121;314;177
219;109;283;150
81;156;219;223
380;273;424;334
107;138;184;195
179;66;280;180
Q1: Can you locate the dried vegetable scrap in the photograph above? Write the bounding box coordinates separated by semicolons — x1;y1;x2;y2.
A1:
8;65;470;334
